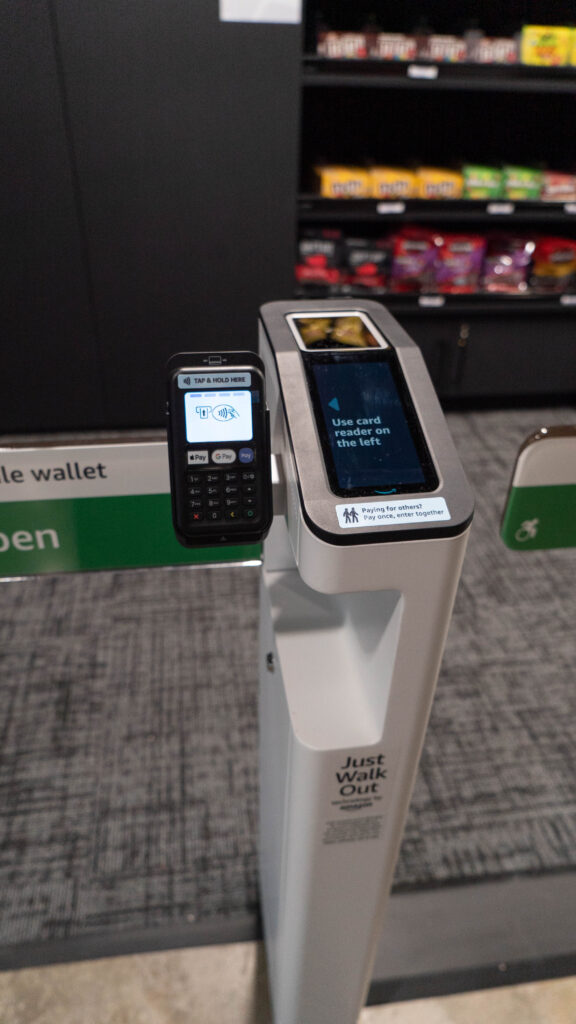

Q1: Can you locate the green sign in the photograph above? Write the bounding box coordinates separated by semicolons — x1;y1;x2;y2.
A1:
500;426;576;552
0;441;260;576
500;482;576;551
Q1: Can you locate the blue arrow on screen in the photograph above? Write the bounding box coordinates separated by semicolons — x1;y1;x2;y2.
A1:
328;397;340;412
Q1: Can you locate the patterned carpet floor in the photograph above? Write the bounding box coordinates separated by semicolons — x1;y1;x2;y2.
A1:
0;407;575;953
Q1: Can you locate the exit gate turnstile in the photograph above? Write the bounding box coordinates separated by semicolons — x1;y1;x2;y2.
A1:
257;301;474;1024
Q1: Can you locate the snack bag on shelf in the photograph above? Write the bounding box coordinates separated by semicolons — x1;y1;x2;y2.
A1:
502;165;543;200
370;166;418;200
521;25;572;66
342;237;392;293
292;317;338;347
541;171;576;203
295;230;344;289
317;32;368;60
466;36;518;63
314;165;372;199
390;228;438;293
435;233;486;293
416;167;464;199
530;237;576;293
369;33;417;61
482;235;535;293
418;34;467;62
463;164;504;199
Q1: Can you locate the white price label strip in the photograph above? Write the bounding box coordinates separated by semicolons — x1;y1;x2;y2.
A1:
407;64;438;79
487;202;515;215
376;202;406;215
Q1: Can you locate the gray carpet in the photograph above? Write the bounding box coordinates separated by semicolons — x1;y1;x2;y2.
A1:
0;407;575;952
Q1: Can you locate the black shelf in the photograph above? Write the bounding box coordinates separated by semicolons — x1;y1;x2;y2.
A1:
294;287;576;316
303;56;576;94
298;196;576;224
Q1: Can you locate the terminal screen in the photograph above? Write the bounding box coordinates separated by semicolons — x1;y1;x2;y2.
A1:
184;389;253;444
307;354;437;495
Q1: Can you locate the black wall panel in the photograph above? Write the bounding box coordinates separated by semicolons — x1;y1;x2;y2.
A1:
1;1;105;432
54;1;302;427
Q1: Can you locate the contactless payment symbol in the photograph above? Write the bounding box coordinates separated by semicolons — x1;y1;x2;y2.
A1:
212;404;240;422
195;403;239;422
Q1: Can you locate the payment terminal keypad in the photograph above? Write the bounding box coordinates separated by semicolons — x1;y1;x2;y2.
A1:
185;468;260;528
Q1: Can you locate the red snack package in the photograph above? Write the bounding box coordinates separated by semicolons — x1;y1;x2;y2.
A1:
343;237;391;293
369;33;418;61
530;236;576;293
317;32;367;59
435;233;486;293
541;171;576;202
420;34;467;62
390;229;438;293
295;230;343;288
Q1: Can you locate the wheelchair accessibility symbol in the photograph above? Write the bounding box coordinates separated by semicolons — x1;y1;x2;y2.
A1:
515;518;539;542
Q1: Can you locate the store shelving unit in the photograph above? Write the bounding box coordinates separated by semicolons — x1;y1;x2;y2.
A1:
303;55;576;93
299;196;576;224
297;3;576;401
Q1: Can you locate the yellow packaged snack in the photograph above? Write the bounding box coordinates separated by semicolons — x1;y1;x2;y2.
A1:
370;167;417;200
416;167;464;200
521;25;572;66
571;27;576;65
314;166;371;199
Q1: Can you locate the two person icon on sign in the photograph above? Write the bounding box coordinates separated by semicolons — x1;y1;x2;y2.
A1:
343;507;359;524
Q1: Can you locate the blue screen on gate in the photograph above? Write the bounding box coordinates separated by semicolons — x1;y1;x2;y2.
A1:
311;361;426;490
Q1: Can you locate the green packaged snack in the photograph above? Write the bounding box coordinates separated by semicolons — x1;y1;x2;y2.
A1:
462;164;503;199
502;165;543;201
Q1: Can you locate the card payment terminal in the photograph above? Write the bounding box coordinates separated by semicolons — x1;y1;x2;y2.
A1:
166;351;273;547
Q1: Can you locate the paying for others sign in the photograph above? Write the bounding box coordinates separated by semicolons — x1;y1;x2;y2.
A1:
0;440;260;577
